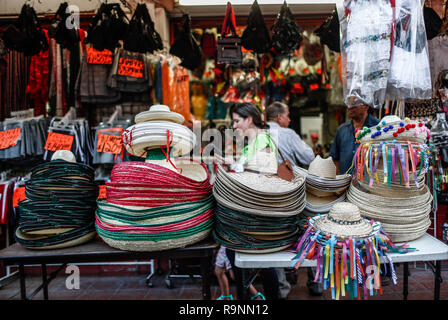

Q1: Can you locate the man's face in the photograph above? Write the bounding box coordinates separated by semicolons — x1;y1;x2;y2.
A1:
277;107;291;128
347;105;369;120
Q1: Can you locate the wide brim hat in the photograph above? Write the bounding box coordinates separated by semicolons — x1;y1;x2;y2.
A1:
15;228;97;250
305;191;346;213
123;121;196;157
357;115;429;144
307;155;337;179
212;165;306;217
309;202;375;238
135;104;185;124
98;228;212;252
346;180;432;242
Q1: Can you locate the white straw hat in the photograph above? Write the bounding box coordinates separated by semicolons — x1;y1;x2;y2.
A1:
308;155;336;179
51;150;77;163
135;104;185;124
312;202;374;238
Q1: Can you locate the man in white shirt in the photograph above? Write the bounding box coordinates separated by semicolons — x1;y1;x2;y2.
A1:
266;102;315;167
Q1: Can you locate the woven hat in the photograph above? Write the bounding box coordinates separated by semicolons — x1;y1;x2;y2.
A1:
96;160;215;252
308;155;336;179
346;180;432;242
51;150;76;163
356;115;430;144
123;121;196;158
135;104;185;124
311;202;374;237
16;160;98;249
305;191;346;214
292;201;411;300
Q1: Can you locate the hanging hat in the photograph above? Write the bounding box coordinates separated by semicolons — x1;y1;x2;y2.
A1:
135;105;185;124
292;202;412;300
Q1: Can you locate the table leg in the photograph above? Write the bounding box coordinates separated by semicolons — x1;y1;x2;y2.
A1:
200;256;211;300
434;261;442;301
42;264;48;300
403;263;409;301
241;269;249;300
19;264;26;300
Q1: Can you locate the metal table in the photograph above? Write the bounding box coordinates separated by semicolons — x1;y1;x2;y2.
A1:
235;233;448;300
0;238;218;300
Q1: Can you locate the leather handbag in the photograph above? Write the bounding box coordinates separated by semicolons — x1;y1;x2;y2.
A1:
268;134;294;182
217;2;242;65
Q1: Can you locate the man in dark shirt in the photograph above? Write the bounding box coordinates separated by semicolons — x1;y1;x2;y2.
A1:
330;105;380;174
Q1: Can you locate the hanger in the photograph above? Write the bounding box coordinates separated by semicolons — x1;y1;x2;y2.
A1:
107;105;122;126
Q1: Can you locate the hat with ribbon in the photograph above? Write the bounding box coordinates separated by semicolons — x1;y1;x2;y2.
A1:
350;116;433;190
291;202;413;300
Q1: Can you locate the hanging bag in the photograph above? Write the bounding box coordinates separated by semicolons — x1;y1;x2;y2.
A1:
170;14;203;71
217;2;242;65
271;1;302;55
241;0;271;53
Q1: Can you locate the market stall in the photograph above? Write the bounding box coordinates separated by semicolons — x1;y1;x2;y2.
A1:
0;0;446;301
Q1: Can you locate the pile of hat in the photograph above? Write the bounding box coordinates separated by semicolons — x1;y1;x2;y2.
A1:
95;105;215;251
16;151;98;249
292;202;411;300
347;115;434;242
297;156;351;218
212;165;306;253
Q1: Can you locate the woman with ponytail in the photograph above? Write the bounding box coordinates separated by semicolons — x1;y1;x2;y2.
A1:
215;102;278;174
214;102;280;300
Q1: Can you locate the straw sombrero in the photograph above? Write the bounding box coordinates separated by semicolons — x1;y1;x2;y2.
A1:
356;115;430;144
15;158;98;249
96;160;215;252
346;180;432;242
135;104;185;124
292;202;412;300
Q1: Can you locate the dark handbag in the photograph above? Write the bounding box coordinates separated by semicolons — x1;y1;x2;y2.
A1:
241;0;271;53
217;2;242;65
170;14;203;71
424;6;442;40
268;134;294;182
315;10;340;52
271;1;302;55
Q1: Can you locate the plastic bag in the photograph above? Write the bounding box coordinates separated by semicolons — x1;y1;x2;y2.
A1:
170;14;203;71
340;0;393;108
387;0;432;101
241;0;271;53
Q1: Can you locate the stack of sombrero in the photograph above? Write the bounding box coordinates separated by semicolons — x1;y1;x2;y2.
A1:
122;104;196;168
212;165;306;253
347;115;434;242
96;105;214;251
297;156;351;218
16;151;98;249
292;202;411;300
